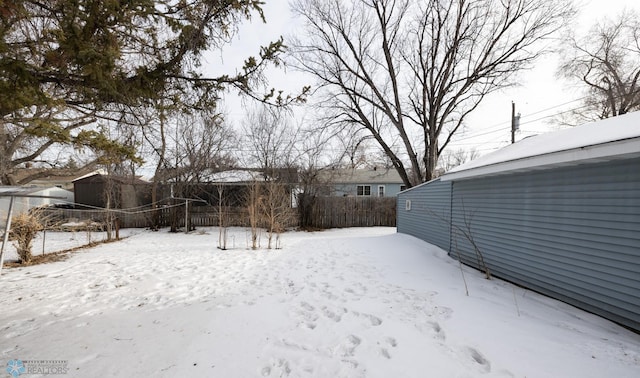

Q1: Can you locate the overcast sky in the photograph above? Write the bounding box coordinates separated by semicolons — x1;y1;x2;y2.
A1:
213;0;640;157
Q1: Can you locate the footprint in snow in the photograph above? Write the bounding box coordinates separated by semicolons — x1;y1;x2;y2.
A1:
290;302;319;330
335;334;362;357
353;311;383;326
385;337;397;347
300;301;315;312
322;306;347;322
416;321;446;340
435;306;453;319
462;346;491;373
261;358;291;377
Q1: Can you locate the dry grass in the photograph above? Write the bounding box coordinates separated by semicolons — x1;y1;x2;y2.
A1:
4;238;124;268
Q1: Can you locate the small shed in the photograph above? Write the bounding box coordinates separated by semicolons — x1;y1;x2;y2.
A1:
397;112;640;331
73;173;151;209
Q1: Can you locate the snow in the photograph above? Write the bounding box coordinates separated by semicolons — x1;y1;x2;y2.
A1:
1;227;638;377
198;169;261;183
444;111;640;180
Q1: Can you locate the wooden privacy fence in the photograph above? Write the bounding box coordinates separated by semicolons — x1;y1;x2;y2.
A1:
38;206;246;229
38;197;396;229
308;197;396;229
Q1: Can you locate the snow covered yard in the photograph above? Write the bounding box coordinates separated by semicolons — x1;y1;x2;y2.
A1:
1;227;638;377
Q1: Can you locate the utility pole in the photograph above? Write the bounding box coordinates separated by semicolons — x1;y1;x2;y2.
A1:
511;102;520;144
511;102;516;144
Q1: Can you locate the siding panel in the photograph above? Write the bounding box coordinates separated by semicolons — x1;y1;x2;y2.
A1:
397;179;451;252
451;157;640;331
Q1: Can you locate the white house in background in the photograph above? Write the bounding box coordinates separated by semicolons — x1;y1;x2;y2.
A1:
0;186;74;217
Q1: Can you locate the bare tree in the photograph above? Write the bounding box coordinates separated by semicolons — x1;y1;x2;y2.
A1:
159;114;236;231
241;105;302;239
438;148;480;174
558;9;640;124
241;106;299;170
165;114;236;186
291;0;574;186
292;126;336;229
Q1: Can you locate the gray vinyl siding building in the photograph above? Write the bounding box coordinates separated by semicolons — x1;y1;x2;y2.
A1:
397;112;640;331
396;179;451;252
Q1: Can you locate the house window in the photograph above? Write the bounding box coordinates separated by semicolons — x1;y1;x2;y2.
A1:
378;185;385;197
400;185;407;192
357;185;371;196
405;199;412;211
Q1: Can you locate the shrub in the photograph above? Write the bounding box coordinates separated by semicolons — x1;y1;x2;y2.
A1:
10;211;44;263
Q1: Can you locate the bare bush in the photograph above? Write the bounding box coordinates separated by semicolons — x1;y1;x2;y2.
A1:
261;181;295;249
10;211;45;263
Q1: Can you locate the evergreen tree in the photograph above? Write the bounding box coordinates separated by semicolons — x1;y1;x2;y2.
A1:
0;0;298;184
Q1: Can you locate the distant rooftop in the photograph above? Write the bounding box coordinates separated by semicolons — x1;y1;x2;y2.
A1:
204;170;262;183
322;168;403;184
0;186;72;197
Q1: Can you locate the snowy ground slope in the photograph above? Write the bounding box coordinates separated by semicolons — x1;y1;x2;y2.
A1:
0;227;638;377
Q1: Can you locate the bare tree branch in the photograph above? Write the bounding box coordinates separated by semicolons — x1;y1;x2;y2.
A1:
291;0;573;186
558;9;640;124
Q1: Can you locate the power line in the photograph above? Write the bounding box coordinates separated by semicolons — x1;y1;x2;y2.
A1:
453;90;639;145
521;97;585;118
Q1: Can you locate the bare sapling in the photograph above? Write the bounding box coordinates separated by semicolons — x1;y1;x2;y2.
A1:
246;179;262;250
453;236;469;296
217;184;228;250
425;199;491;281
453;203;491;280
261;181;294;249
103;173;117;241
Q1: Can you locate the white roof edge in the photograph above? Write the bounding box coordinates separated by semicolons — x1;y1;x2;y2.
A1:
397;177;442;194
71;170;105;182
441;137;640;181
441;111;640;181
0;186;74;197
